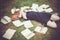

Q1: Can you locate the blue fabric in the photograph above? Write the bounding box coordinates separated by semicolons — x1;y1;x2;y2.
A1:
26;11;51;26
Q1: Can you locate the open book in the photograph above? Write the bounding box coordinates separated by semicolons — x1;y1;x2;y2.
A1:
23;20;34;28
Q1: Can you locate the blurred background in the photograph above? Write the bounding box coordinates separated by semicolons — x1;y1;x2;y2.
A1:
0;0;60;40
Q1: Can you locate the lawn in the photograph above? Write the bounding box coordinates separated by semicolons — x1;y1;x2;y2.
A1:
4;0;55;40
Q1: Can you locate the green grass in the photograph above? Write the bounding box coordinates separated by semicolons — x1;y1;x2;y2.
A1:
11;0;50;8
5;0;55;40
6;20;54;40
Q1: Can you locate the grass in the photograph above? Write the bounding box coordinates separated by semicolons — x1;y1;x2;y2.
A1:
6;20;54;40
4;0;55;40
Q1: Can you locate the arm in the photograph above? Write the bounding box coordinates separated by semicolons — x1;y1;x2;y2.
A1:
19;7;31;19
19;8;27;19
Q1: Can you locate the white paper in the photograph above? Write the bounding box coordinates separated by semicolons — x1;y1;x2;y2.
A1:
34;26;42;32
12;20;23;27
21;29;35;39
23;20;33;28
31;3;39;12
39;4;49;9
44;8;53;13
3;16;11;22
1;18;8;24
40;27;48;34
3;29;16;40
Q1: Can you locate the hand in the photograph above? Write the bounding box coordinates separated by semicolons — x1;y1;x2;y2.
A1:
11;14;19;21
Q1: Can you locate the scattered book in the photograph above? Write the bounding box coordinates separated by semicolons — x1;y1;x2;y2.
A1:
23;20;33;28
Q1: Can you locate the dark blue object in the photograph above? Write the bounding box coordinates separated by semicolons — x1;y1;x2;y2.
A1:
26;11;51;26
